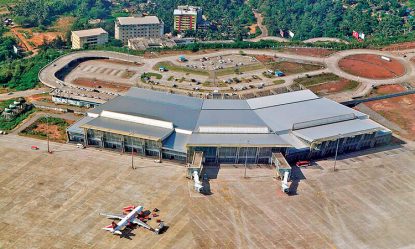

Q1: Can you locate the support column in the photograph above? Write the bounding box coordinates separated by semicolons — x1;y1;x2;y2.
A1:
83;128;88;147
255;147;260;164
235;147;240;164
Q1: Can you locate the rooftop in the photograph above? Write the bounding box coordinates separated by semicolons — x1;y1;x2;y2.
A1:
72;28;108;38
117;16;161;26
72;88;388;152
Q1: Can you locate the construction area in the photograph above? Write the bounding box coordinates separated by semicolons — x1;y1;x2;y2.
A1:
1;134;415;248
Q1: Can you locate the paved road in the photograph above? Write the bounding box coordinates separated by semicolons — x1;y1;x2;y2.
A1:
38;48;415;101
0;88;48;101
303;37;348;44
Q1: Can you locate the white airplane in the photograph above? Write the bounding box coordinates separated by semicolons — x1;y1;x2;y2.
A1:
100;205;164;235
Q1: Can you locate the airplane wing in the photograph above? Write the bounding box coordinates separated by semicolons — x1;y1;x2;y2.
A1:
131;218;152;230
131;218;165;234
99;213;126;220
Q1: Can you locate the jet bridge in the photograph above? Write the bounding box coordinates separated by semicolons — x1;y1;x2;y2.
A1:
271;153;291;192
186;151;204;192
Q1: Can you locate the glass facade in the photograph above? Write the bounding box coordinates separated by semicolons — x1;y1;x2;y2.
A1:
68;128;391;165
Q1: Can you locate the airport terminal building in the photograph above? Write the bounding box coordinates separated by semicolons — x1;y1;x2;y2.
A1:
67;88;392;164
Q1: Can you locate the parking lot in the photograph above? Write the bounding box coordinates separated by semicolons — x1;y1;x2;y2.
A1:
188;54;260;71
1;135;415;248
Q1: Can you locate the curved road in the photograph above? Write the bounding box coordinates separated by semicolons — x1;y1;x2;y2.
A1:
39;48;415;100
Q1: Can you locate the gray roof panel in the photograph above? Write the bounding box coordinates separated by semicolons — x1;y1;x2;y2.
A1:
196;109;268;129
202;99;250;110
162;132;190;153
91;95;201;130
292;119;387;142
247;89;318;109
254;98;367;132
67;116;94;134
82;116;173;141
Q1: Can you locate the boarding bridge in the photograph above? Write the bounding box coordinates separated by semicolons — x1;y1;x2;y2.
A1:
271;153;291;193
186;151;204;192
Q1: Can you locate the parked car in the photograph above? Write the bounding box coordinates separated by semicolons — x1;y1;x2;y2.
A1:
296;160;311;167
31;146;39;150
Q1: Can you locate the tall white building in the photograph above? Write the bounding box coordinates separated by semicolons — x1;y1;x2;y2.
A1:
115;16;164;44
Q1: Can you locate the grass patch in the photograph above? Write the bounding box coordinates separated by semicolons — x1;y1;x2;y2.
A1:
167;76;174;81
154;62;209;76
141;72;162;82
344;80;360;91
294;73;340;87
273;79;285;85
20;116;71;143
267;61;323;75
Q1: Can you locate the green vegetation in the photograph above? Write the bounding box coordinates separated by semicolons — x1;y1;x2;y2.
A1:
141;72;162;82
267;61;323;75
294;73;340;86
273;79;285;85
0;108;35;131
143;0;255;40
21;116;71;142
250;0;413;40
0;49;65;91
154;62;209;76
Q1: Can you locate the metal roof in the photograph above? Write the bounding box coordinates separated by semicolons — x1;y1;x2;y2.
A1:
292;119;387;143
88;94;202;131
254;97;367;132
67;116;94;134
247;89;319;109
202;99;250;110
196;109;268;129
187;133;290;147
162;132;190;153
75;87;389;151
81;116;173;141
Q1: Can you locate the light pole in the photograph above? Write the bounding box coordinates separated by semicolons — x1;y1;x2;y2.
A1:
244;140;250;178
130;130;135;170
333;134;341;172
46;115;51;153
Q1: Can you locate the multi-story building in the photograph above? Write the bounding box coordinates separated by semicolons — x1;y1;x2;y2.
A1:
173;5;202;32
115;16;164;44
71;28;108;49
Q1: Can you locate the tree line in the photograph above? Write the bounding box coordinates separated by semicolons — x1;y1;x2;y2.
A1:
249;0;414;40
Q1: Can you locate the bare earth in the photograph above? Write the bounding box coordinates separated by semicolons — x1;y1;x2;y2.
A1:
0;135;415;248
339;54;405;79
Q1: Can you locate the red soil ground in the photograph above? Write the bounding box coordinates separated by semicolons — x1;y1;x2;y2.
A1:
365;94;415;140
72;78;130;92
370;84;406;97
279;48;336;57
253;55;275;63
339;54;405;79
381;41;415;51
308;79;359;95
11;27;63;52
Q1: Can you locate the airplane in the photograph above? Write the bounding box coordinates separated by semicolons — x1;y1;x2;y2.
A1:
100;205;164;235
